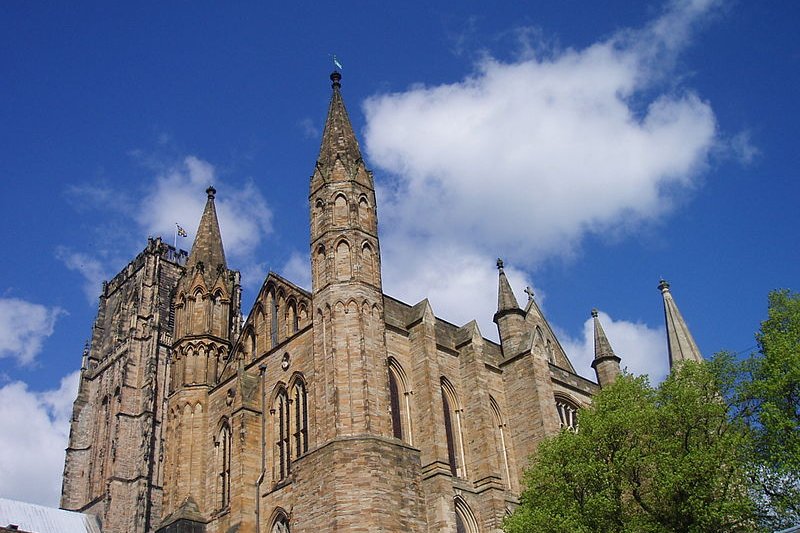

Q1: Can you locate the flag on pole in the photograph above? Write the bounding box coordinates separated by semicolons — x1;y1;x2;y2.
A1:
176;223;187;238
333;55;343;71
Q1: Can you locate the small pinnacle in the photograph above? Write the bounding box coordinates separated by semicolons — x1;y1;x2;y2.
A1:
658;279;670;292
330;71;342;89
206;186;216;199
496;258;504;271
591;308;599;318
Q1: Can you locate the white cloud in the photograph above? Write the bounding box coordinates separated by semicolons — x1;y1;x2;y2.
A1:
280;251;311;291
363;0;721;351
559;310;669;384
55;247;110;304
729;130;760;165
136;156;273;262
0;298;65;365
298;118;320;140
0;371;79;506
381;238;534;340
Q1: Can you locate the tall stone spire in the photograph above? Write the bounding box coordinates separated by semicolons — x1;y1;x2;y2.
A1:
496;259;520;312
184;186;227;284
590;309;621;386
316;71;363;175
658;279;703;368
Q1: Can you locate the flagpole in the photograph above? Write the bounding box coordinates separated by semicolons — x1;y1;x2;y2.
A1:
174;224;177;249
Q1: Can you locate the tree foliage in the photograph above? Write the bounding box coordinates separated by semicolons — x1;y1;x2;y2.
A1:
505;290;800;532
738;289;800;527
504;358;758;533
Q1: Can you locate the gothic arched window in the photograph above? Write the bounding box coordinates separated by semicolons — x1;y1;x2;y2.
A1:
357;195;370;229
335;240;351;281
217;420;232;509
287;300;298;334
271;511;290;533
273;387;291;480
333;194;348;226
441;378;466;478
555;396;579;430
292;378;308;457
490;396;512;489
454;496;479;533
388;358;412;444
271;294;279;348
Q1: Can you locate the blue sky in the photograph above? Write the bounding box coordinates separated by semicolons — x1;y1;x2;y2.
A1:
1;0;798;506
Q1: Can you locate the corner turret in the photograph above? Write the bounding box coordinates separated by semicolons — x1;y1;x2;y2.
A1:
590;309;621;386
493;259;527;355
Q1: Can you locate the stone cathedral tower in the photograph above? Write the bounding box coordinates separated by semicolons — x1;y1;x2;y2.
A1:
61;71;704;533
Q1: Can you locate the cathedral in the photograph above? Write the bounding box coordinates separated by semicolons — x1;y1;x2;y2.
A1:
59;71;703;533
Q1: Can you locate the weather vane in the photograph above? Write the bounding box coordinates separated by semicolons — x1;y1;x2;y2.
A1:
331;54;343;71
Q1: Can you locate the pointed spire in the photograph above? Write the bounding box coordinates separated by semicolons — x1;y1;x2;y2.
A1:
658;279;703;368
184;186;227;284
317;71;362;172
496;258;520;312
592;309;617;360
591;309;621;386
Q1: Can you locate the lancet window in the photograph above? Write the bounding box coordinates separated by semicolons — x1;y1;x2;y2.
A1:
274;387;291;480
271;512;290;533
454;496;479;533
441;377;466;478
490;396;512;489
292;378;308;457
217;420;232;508
555;396;579;430
388;358;412;444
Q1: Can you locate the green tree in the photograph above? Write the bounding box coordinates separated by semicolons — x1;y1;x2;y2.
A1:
504;358;759;533
739;290;800;527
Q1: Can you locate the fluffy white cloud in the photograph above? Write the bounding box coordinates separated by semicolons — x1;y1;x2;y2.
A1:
55;247;110;304
0;371;79;506
381;238;534;340
559;310;669;384
364;0;721;344
64;156;275;296
137;156;273;262
0;298;65;365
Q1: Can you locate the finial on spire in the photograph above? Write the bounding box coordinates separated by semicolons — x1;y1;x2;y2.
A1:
591;308;599;318
658;278;670;292
524;286;535;301
330;71;342;89
496;258;504;272
206;186;216;199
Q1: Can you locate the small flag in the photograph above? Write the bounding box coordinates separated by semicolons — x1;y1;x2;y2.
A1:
333;55;343;71
176;224;187;238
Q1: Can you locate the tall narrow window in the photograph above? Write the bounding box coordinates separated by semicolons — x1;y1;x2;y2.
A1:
292;379;308;456
388;358;412;444
358;195;370;229
217;421;232;508
274;388;290;480
271;297;278;348
490;396;512;489
288;302;298;334
335;240;351;281
442;391;458;476
441;378;466;478
389;370;403;439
